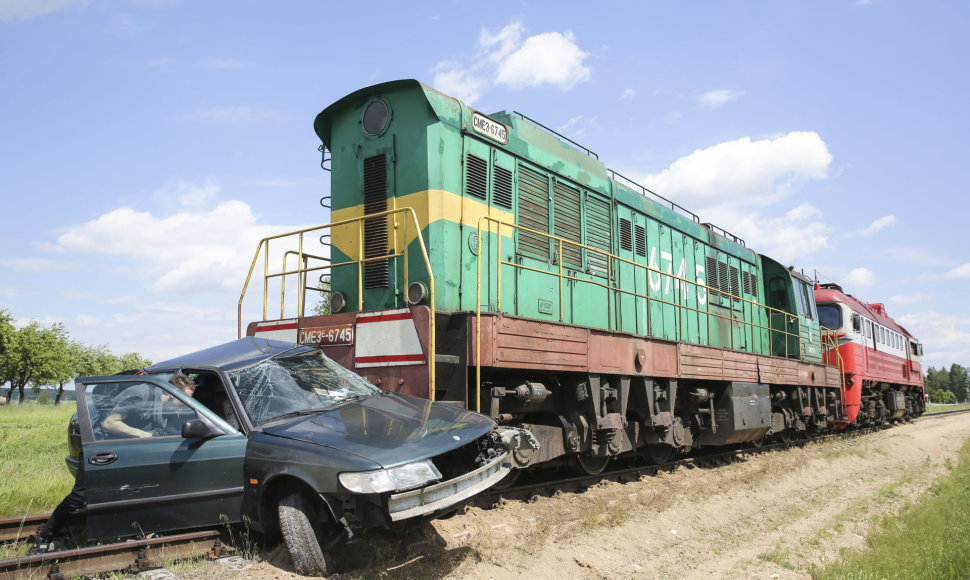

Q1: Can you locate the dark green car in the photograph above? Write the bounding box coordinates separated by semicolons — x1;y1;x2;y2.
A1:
69;337;527;575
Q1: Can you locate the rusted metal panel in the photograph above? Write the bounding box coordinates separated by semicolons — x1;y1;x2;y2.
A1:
492;315;589;370
586;332;678;375
757;357;799;385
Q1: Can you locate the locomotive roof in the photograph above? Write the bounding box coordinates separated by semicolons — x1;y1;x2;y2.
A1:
815;285;918;341
314;79;760;264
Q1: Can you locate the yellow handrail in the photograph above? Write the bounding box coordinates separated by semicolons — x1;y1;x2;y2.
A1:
475;216;824;408
238;207;437;400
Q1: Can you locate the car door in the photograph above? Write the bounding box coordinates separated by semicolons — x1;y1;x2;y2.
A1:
75;375;248;540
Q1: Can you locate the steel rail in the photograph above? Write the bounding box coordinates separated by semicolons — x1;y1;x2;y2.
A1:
0;529;230;580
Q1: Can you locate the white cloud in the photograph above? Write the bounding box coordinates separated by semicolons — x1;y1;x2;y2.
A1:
0;0;85;22
494;30;591;90
841;267;877;289
430;19;591;105
859;214;896;236
898;311;970;368
699;89;746;109
701;203;830;264
943;263;970;279
636;131;833;209
887;292;932;306
620;88;636;100
432;65;483;105
180;106;283;125
54;182;315;295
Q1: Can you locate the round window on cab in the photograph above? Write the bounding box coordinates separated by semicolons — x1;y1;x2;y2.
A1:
362;99;389;136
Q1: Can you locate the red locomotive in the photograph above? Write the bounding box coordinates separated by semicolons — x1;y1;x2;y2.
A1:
815;283;925;427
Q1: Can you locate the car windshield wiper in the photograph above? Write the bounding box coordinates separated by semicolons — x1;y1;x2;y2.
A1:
329;393;371;408
262;406;333;425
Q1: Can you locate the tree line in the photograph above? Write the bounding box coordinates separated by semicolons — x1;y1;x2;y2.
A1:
923;364;969;404
0;309;152;405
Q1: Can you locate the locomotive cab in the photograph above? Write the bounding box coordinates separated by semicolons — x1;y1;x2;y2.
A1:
759;256;823;362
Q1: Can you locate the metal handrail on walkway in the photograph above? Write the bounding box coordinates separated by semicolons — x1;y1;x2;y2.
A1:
238;207;438;399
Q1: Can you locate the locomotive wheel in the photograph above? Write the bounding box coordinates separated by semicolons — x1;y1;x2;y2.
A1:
779;428;793;446
573;453;610;475
641;443;676;465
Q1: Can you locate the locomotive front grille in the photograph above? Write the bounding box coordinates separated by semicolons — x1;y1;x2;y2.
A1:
363;154;389;289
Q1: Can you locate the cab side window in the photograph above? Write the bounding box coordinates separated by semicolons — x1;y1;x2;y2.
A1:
87;381;197;440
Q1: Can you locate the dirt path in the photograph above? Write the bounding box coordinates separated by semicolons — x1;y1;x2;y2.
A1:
237;413;970;580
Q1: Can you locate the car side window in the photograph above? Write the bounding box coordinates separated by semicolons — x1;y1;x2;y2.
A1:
86;381;197;440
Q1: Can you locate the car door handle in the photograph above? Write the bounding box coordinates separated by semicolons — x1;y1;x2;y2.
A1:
88;452;119;466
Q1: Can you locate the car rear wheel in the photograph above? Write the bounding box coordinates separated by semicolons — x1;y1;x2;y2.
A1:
278;491;333;576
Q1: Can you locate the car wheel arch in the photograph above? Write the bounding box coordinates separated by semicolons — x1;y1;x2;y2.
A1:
258;474;340;535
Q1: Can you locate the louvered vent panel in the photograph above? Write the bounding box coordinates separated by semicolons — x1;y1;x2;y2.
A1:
706;256;718;294
517;165;549;259
634;225;646;257
493;165;513;209
363;154;388;289
729;265;740;297
585;195;611;277
553;181;582;268
466;154;487;200
717;261;729;295
619;218;633;252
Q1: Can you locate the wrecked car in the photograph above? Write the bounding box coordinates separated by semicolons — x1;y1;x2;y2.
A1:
68;337;528;575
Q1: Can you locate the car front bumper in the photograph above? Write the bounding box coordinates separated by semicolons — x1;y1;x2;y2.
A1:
387;451;510;521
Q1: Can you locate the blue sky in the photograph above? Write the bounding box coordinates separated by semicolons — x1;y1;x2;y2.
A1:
1;1;968;369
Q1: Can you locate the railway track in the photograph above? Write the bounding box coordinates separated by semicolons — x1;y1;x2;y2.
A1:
0;408;965;579
0;529;231;580
475;409;970;506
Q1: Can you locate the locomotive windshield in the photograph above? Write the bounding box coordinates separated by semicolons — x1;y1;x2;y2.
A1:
230;350;380;425
817;304;842;331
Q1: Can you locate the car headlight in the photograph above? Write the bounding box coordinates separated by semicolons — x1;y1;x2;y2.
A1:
339;459;442;494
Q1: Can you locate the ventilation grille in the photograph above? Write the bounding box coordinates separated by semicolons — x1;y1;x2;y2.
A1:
363;154;388;289
517;165;550;259
619;218;633;252
553;181;582;268
585;194;611;277
466;154;487;200
742;270;757;297
493;165;513;209
634;224;646;257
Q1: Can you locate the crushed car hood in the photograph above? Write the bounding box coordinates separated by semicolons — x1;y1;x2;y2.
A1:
260;391;495;468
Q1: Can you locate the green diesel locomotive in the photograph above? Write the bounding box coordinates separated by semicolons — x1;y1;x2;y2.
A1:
243;79;843;471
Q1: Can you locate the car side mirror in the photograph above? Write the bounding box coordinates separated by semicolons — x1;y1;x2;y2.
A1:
181;418;224;440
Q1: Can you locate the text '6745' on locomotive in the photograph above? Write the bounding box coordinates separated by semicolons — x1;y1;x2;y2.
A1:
240;79;925;473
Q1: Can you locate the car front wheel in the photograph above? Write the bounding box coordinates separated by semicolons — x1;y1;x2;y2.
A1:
278;491;334;576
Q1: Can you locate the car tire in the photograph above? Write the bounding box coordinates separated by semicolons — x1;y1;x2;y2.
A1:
278;491;332;576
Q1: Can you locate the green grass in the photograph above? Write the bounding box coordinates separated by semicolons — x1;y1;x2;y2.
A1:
0;402;78;516
813;437;970;579
926;402;970;413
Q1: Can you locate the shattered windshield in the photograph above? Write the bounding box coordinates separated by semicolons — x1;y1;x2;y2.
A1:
230;349;380;426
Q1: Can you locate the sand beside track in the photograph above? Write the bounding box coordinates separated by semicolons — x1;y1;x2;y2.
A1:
231;413;970;580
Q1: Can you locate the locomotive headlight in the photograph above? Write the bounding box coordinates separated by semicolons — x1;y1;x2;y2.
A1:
330;292;346;313
339;459;441;494
407;281;428;306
